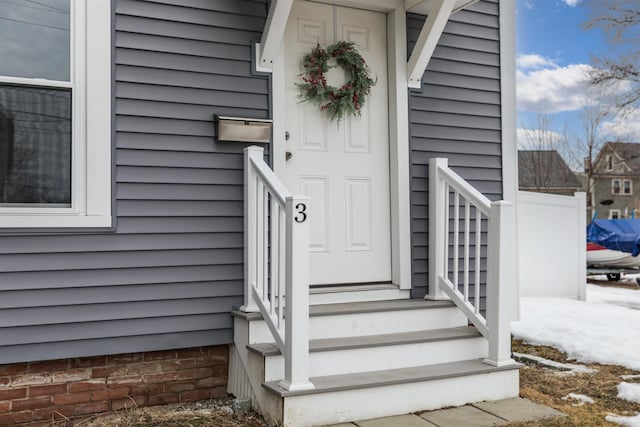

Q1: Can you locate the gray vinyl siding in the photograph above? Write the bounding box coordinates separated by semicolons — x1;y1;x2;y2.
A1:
408;0;503;299
0;0;268;364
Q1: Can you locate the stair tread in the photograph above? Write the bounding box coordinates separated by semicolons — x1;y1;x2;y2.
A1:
231;299;456;321
263;358;522;397
247;326;481;356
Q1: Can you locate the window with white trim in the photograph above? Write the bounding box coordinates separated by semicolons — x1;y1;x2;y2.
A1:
609;209;620;219
0;0;111;228
606;154;613;171
623;179;632;195
612;179;621;195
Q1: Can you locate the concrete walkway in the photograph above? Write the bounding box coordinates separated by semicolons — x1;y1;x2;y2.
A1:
325;397;565;427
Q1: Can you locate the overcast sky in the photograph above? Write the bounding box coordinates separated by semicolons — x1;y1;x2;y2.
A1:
516;0;640;149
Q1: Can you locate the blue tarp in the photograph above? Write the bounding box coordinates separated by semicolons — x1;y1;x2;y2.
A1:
587;219;640;256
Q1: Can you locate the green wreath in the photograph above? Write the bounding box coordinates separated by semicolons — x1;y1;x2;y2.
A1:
297;41;376;122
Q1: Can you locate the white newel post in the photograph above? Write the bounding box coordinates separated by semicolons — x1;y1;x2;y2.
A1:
485;201;517;366
241;146;262;312
428;158;450;300
280;195;314;391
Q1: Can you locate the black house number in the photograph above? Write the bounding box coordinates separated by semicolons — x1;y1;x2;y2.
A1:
294;203;307;223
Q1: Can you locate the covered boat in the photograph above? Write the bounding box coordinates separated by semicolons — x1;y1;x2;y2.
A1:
587;219;640;268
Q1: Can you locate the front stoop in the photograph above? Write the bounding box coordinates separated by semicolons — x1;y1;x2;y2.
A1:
228;299;521;427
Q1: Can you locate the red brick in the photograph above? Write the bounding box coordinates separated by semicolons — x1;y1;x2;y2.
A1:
73;400;109;416
33;407;53;421
29;359;69;373
0;376;9;387
143;372;177;384
0;387;27;400
130;383;164;395
52;369;90;383
208;345;229;358
107;353;143;365
12;396;52;411
0;411;33;425
29;383;68;397
196;376;227;389
53;391;91;405
162;359;196;372
68;379;105;392
166;382;195;393
0;401;10;413
92;366;127;378
211;365;228;377
91;387;130;401
111;395;145;412
50;405;73;419
126;362;162;375
180;387;226;402
194;356;227;368
147;393;179;406
144;350;177;362
21;421;52;427
107;375;142;387
177;347;207;358
70;356;107;368
176;367;213;381
12;373;52;387
0;363;28;376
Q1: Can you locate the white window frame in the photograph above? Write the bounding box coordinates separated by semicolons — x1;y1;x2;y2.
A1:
623;179;632;195
609;209;621;220
612;179;621;195
0;0;111;229
606;154;613;171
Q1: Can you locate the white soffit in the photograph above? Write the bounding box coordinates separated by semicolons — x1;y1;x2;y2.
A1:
406;0;479;15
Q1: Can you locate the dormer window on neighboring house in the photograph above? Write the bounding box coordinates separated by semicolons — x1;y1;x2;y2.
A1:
606;154;613;171
0;0;111;228
612;179;621;195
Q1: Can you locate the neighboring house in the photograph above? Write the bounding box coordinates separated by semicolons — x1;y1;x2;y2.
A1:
589;142;640;220
518;150;582;195
0;1;520;426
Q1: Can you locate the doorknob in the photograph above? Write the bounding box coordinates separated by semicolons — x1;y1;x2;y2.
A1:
286;151;292;161
285;131;290;141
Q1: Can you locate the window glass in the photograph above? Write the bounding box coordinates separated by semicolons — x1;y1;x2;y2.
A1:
0;85;71;205
613;180;621;194
0;0;70;81
624;180;631;194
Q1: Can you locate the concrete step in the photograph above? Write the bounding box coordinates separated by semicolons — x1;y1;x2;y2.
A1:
248;326;487;380
259;359;522;427
232;299;468;343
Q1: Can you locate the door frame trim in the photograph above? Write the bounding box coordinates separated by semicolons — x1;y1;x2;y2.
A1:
272;2;412;290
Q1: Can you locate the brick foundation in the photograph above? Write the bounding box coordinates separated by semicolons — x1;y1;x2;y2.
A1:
0;345;229;426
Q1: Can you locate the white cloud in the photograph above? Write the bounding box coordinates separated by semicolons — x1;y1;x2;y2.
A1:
601;108;640;141
517;58;594;112
517;127;566;149
516;54;557;70
524;1;534;10
561;0;581;6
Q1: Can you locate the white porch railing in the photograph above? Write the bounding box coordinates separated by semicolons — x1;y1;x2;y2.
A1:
242;146;314;391
428;158;516;367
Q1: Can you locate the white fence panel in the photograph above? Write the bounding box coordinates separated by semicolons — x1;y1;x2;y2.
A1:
517;191;586;301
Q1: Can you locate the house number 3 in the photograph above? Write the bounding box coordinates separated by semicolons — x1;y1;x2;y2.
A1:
294;203;307;223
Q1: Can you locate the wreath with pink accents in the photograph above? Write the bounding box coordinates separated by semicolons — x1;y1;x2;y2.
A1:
297;41;376;122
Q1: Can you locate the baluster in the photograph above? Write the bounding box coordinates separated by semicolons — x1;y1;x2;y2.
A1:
278;205;286;330
464;199;470;302
256;181;265;297
263;188;269;304
453;192;459;288
475;208;482;314
444;183;450;280
270;196;277;317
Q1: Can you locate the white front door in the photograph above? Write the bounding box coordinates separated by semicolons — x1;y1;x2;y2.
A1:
283;1;391;285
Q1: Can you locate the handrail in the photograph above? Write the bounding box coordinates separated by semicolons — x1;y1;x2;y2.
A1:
242;146;314;391
429;158;516;367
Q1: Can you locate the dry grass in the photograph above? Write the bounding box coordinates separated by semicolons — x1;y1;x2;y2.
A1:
506;340;640;426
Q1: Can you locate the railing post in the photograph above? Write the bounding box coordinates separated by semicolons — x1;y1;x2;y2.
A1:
280;195;314;391
241;146;263;312
485;201;517;366
428;158;450;300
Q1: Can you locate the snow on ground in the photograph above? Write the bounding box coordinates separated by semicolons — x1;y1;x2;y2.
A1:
512;285;640;371
619;383;640;404
606;414;640;427
562;393;595;406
